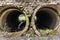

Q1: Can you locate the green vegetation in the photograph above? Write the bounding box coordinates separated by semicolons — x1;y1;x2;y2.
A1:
39;29;57;36
18;14;26;22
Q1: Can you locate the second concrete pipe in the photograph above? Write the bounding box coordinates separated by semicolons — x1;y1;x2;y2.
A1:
31;4;60;36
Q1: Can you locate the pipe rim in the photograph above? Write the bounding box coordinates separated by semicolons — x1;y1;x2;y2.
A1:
0;7;29;37
31;5;59;36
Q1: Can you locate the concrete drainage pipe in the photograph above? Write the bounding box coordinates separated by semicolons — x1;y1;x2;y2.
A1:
31;5;60;36
0;6;29;37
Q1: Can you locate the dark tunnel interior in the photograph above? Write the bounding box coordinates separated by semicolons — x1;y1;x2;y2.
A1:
35;9;57;30
4;10;26;32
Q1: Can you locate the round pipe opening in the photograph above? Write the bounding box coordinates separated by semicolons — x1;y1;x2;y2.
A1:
2;10;26;32
35;8;58;30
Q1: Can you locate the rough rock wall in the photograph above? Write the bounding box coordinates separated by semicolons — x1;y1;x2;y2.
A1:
0;0;60;14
